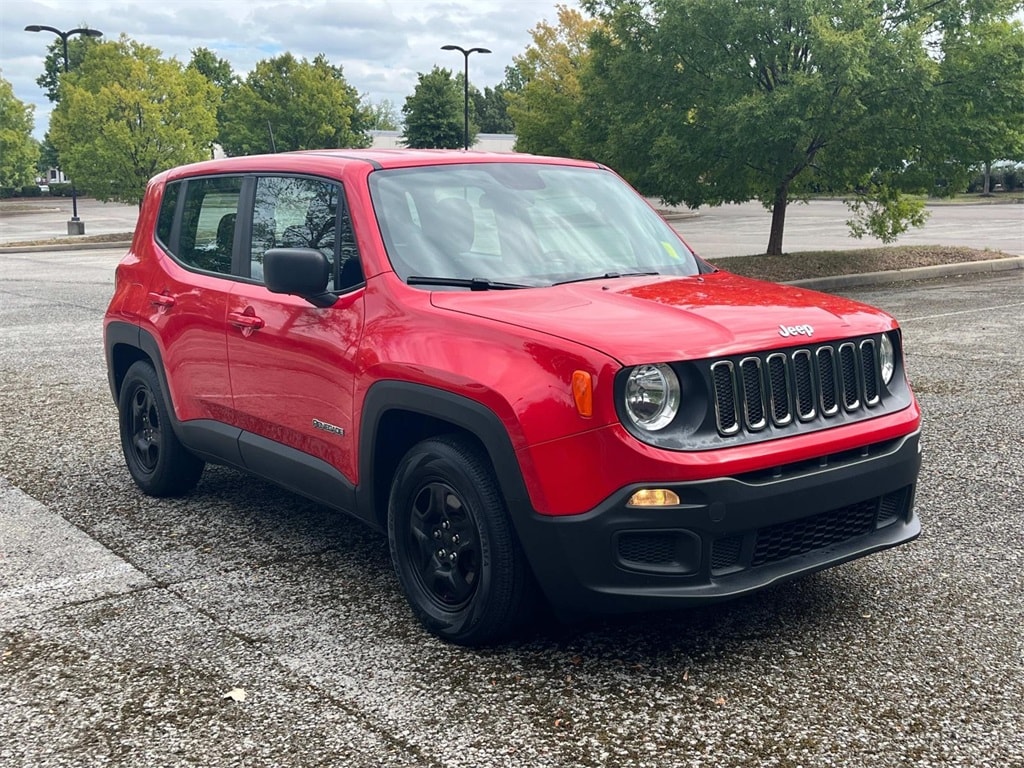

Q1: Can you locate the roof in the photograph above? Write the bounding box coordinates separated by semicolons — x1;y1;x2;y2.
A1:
162;149;600;182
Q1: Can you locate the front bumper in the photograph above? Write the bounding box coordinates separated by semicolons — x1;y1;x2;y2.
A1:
516;429;922;614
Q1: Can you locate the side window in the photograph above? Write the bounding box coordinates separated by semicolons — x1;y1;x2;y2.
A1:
155;181;180;248
251;176;351;287
176;176;242;275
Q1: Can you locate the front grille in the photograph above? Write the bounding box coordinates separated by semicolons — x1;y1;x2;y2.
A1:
711;338;884;437
751;498;877;567
709;487;912;575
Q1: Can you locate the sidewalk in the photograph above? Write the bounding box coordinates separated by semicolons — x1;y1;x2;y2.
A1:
0;198;139;245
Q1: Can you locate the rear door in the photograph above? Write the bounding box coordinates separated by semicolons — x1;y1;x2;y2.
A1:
146;175;241;424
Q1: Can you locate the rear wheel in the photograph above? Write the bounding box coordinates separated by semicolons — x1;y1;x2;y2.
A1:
118;360;204;496
387;435;533;645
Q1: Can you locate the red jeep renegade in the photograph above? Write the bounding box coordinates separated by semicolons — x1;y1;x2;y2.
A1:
104;151;922;644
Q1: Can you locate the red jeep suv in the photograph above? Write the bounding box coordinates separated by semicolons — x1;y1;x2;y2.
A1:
104;150;922;644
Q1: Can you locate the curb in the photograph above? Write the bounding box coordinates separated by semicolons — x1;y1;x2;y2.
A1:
0;240;132;254
784;256;1024;290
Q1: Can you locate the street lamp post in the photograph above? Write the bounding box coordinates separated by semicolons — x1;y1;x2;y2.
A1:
25;24;104;236
441;44;491;151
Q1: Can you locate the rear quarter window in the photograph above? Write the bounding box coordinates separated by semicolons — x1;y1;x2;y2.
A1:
156;182;180;248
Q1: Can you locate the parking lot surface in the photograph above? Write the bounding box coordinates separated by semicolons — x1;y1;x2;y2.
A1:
0;244;1022;766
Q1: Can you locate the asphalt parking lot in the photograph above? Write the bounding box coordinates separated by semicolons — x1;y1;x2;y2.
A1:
1;242;1022;765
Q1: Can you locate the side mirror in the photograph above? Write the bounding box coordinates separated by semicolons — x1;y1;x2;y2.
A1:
263;248;336;307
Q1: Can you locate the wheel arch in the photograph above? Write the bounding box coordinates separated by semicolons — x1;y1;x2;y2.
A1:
105;321;171;412
357;382;536;532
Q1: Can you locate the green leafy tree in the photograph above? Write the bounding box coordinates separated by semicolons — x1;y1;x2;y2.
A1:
929;16;1024;194
218;53;369;155
583;0;960;254
401;66;467;148
506;5;603;156
363;98;400;131
187;47;238;155
0;74;41;187
471;85;514;133
49;36;218;205
35;31;103;103
37;133;60;177
187;47;237;91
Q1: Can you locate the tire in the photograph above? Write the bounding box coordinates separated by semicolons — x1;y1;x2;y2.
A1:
118;360;204;496
387;435;534;645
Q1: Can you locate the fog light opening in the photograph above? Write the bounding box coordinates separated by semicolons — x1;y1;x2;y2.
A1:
628;488;681;507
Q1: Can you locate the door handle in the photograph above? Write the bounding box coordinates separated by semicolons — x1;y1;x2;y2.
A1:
148;292;175;309
228;311;265;335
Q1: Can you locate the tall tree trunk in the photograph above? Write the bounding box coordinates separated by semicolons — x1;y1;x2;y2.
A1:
767;182;789;255
982;159;993;196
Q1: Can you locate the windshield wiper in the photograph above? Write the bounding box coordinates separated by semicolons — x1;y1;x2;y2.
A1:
554;271;660;286
406;276;532;291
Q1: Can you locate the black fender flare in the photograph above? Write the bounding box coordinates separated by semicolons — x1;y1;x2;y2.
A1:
356;381;537;530
105;321;169;410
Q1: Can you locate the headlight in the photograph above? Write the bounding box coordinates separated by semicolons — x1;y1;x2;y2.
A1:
624;364;680;431
880;333;895;385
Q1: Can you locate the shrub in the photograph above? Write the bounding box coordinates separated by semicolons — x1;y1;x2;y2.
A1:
20;185;43;198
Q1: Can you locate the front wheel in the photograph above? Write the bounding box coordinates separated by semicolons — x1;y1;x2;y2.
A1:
387;436;534;645
118;360;204;496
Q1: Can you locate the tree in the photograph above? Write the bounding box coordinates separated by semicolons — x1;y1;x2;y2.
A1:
506;5;603;156
35;31;103;103
363;98;400;131
930;16;1024;194
188;47;239;155
48;36;218;205
218;53;368;155
471;85;514;134
583;0;960;254
187;47;237;91
37;133;60;177
0;74;41;187
401;66;466;149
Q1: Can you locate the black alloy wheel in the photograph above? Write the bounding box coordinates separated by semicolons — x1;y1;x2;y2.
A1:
388;435;534;645
118;361;204;496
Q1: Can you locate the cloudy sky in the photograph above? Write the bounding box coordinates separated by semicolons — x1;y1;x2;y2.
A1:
1;0;578;140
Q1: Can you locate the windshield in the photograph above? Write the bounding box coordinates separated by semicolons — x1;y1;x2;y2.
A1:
368;163;701;288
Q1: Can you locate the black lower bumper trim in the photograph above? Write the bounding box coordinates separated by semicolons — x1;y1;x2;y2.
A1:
514;430;922;615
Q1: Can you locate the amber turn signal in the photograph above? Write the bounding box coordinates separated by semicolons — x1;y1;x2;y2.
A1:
571;370;593;417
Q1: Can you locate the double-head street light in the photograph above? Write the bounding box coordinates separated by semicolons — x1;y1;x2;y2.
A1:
25;24;104;235
441;44;491;151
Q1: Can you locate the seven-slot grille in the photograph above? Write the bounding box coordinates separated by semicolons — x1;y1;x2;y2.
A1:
711;338;883;436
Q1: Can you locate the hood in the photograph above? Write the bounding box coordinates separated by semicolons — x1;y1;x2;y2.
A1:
430;272;897;365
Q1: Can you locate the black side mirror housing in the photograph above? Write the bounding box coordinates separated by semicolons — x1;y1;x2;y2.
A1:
263;248;337;307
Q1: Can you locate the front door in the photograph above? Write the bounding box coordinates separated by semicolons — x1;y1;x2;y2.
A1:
225;175;365;484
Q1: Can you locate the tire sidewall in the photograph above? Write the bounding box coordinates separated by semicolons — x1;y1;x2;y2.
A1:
387;441;504;642
118;360;201;496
